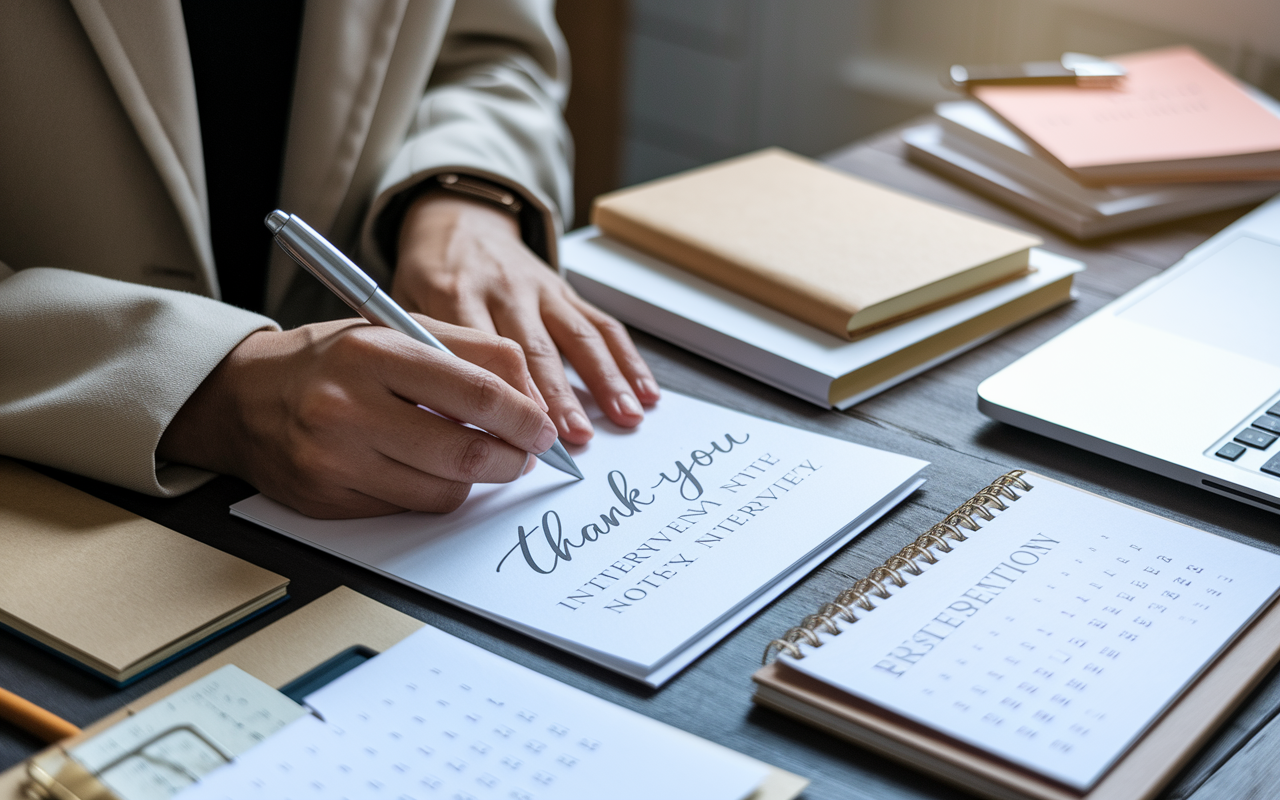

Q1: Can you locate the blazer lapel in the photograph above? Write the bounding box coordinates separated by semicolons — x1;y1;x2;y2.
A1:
69;0;454;312
267;0;452;313
67;0;217;296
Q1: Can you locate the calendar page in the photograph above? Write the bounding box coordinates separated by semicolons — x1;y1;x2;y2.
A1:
788;473;1280;790
177;625;767;800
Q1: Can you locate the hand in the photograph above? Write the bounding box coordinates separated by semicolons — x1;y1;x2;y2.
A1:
392;191;660;445
157;317;557;518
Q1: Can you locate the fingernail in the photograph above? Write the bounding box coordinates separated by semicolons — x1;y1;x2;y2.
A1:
637;378;660;400
616;393;643;418
535;422;558;453
566;409;593;437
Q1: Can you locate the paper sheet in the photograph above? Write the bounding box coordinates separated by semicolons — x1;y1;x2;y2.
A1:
177;625;768;800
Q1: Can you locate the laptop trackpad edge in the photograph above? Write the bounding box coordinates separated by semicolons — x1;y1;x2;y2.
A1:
1118;235;1280;367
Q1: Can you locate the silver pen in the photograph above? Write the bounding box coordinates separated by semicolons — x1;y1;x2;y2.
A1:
265;209;583;481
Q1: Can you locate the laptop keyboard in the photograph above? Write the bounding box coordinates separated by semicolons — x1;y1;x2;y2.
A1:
1215;400;1280;478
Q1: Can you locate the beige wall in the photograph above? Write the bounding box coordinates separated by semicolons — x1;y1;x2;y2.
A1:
622;0;1280;186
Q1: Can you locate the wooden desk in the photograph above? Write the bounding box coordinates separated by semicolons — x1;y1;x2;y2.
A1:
3;121;1279;799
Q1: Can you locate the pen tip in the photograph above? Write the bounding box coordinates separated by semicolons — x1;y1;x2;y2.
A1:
561;456;585;482
538;440;584;480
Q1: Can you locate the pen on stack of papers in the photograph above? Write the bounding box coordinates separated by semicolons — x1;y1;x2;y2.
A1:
906;47;1280;239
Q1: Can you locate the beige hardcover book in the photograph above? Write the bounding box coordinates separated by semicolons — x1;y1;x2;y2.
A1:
0;459;288;684
3;587;808;800
592;148;1042;339
752;471;1280;800
562;230;1081;409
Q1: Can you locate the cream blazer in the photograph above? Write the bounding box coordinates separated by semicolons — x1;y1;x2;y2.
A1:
0;0;572;497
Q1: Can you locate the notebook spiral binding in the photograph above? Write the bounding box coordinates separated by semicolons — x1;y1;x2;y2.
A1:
763;470;1033;664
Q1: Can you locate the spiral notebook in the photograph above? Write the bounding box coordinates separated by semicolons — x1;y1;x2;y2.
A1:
752;471;1280;800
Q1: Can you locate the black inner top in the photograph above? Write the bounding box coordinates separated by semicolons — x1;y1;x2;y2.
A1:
182;0;306;313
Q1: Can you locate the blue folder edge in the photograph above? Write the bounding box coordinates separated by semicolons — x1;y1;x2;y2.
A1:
0;594;291;688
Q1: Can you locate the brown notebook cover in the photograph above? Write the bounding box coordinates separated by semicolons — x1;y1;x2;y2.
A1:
0;459;288;684
2;587;809;800
592;148;1042;339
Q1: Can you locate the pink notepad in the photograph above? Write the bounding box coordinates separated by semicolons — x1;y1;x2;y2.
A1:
973;47;1280;183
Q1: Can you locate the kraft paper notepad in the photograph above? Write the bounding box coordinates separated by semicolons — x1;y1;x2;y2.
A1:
0;459;288;684
591;148;1042;339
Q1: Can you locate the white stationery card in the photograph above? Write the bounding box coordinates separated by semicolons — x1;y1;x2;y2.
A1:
787;474;1280;789
177;625;769;800
233;389;927;685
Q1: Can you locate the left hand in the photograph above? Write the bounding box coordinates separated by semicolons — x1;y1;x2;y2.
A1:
392;190;660;446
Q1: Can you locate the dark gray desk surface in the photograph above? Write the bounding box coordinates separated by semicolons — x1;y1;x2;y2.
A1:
4;122;1279;799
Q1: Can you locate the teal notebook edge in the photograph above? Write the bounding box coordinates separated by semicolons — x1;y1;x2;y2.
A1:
0;594;290;688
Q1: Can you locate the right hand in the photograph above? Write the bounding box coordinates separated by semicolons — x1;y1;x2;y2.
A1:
157;316;558;518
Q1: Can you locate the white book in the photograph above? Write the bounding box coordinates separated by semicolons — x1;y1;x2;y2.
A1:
904;124;1127;240
563;227;1082;409
232;388;928;686
904;101;1280;239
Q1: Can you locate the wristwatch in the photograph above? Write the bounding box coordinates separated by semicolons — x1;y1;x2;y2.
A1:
376;171;545;269
432;173;524;215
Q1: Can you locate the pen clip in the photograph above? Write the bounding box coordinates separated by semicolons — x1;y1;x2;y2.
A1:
266;210;379;310
944;52;1125;91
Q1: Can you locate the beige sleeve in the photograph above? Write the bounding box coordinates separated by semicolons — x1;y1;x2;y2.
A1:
0;267;278;496
361;0;572;272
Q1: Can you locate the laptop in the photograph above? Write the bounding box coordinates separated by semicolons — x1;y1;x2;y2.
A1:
978;193;1280;514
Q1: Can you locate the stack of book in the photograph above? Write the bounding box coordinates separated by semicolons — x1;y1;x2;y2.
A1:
904;47;1280;239
566;147;1081;409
